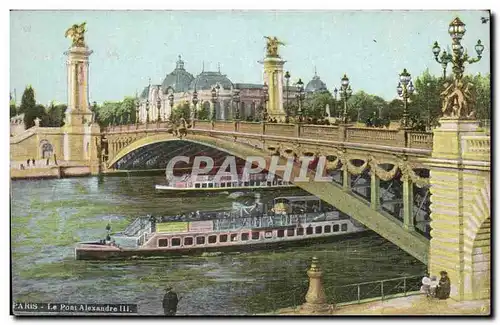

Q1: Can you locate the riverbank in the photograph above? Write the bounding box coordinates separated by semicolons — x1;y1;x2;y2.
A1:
272;294;490;315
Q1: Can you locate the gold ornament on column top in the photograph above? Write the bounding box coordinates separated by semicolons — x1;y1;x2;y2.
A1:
65;22;87;47
264;36;285;57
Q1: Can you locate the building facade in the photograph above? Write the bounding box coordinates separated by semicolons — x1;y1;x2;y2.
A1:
137;56;325;123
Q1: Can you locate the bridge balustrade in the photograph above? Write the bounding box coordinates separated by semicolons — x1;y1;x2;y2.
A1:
264;123;296;137
346;128;402;146
238;121;263;134
214;121;236;132
407;132;433;150
300;124;339;141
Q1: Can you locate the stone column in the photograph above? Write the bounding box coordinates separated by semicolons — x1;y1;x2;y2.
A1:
260;57;286;121
370;171;380;210
426;118;490;301
342;167;351;191
299;257;332;314
62;44;100;173
402;174;414;231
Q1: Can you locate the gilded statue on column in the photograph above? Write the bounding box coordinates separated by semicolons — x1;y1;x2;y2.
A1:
65;22;87;47
264;36;285;57
440;78;475;119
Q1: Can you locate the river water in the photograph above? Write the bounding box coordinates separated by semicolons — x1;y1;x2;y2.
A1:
11;176;425;315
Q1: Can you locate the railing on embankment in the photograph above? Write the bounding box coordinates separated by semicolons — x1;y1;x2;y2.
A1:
102;121;435;150
251;275;422;314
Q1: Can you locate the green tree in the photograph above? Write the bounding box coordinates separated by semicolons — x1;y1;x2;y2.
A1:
20;86;38;128
411;69;442;130
197;103;210;120
303;91;333;120
170;102;191;122
46;103;67;127
119;97;137;124
10;103;17;118
468;73;490;120
383;99;404;121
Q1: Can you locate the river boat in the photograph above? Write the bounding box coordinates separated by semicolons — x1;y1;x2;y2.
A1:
155;173;296;193
75;195;367;260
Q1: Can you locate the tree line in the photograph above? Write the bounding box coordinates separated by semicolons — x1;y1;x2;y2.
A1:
11;70;490;131
294;70;490;130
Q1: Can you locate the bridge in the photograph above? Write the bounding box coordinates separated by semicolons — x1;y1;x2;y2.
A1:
100;121;432;261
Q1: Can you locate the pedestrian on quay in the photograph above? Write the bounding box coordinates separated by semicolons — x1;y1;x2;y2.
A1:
54;153;58;165
162;287;179;316
26;159;30;167
46;157;50;166
31;158;35;166
436;271;451;300
421;273;432;297
429;275;439;298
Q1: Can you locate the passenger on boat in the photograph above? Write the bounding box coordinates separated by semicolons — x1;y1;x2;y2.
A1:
162;287;179;316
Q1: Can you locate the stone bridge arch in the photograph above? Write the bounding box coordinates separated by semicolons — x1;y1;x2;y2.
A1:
106;132;429;263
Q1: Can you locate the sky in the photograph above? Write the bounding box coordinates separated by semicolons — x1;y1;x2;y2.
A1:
9;10;491;106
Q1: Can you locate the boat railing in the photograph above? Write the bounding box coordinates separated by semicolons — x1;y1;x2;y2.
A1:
212;212;344;231
122;217;151;237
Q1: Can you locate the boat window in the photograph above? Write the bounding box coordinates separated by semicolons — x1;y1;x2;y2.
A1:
333;224;340;232
226;182;232;188
241;233;249;241
341;223;348;232
171;238;181;246
220;183;226;188
202;183;207;188
306;226;313;235
267;182;272;186
252;232;260;240
158;239;168;247
287;228;295;237
196;236;205;245
219;234;228;242
184;237;194;246
195;183;201;188
208;235;217;244
230;234;238;241
278;180;282;185
208;183;214;188
244;182;249;187
315;226;322;234
264;231;273;239
297;227;304;236
324;225;332;233
277;229;285;238
250;181;255;186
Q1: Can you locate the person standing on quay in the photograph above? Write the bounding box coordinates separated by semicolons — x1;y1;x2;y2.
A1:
436;271;451;300
162;287;179;316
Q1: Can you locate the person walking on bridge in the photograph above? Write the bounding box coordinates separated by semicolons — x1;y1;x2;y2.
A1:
162;286;179;316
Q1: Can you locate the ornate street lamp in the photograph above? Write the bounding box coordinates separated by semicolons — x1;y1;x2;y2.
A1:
135;99;140;125
339;74;353;124
145;98;150;124
168;90;174;121
284;71;291;123
105;223;111;242
192;88;199;121
432;17;484;81
262;82;269;121
397;68;415;129
333;87;338;118
232;88;241;120
296;78;305;121
156;92;162;123
210;84;220;121
91;101;97;124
